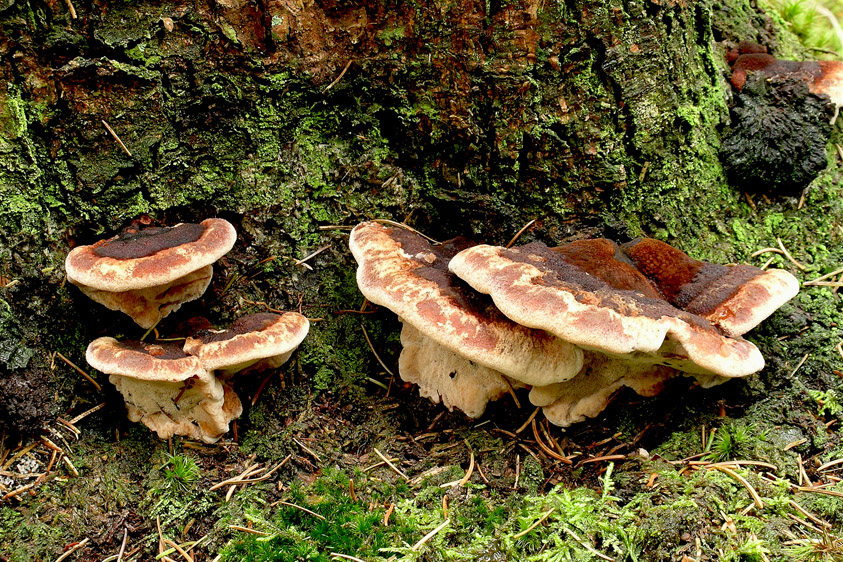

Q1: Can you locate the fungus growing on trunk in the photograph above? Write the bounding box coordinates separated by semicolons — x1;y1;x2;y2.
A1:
65;218;237;328
723;42;838;193
86;338;241;443
448;237;798;425
349;221;583;418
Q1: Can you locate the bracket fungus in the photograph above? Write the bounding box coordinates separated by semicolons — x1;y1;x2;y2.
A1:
66;219;237;328
183;312;310;377
448;237;798;425
349;221;583;418
86;338;241;443
87;312;309;442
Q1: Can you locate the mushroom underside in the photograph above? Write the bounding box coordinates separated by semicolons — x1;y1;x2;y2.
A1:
75;265;213;329
110;371;242;443
398;322;515;418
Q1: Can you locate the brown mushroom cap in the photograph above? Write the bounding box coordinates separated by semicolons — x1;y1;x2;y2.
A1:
86;337;241;443
449;239;794;378
183;312;310;375
65;219;237;328
621;238;799;337
66;219;237;291
349;221;583;387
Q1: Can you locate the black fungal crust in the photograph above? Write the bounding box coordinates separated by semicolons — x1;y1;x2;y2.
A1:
0;364;56;437
721;73;834;194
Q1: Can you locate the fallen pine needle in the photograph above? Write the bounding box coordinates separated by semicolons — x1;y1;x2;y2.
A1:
271;500;326;520
513;508;555;539
64;0;77;19
163;539;194;562
383;503;395;526
361;325;394;377
750;247;784;258
516;407;540;434
211;455;291;491
294;438;323;463
69;402;107;424
373;448;409;481
561;525;614;561
102;120;132;157
117;527;128;562
55;352;101;391
776;238;806;271
532;419;570;463
784;438;808;451
797;486;843;498
708;465;763;509
2;481;38;501
62;456;79;477
371;219;439;244
789;500;832;529
55;538;90;562
458;450;475;487
330;553;368;562
411;519;450;551
504;378;521;409
790;353;810;378
323;60;353;93
579;454;626;466
804;266;843;285
818;458;843;472
228;526;269;536
295;245;331;267
506;219;537;248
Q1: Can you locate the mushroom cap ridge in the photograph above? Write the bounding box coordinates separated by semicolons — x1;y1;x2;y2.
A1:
183;312;310;372
448;242;771;378
349;222;584;387
86;337;207;382
66;218;236;291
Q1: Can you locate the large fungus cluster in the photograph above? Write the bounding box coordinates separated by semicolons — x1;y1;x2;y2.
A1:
350;221;799;426
67;219;309;442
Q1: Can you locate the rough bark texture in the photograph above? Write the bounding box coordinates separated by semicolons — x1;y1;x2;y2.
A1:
2;0;843;560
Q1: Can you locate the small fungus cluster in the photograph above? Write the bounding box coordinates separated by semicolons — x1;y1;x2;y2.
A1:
86;312;309;442
350;221;799;426
67;219;309;442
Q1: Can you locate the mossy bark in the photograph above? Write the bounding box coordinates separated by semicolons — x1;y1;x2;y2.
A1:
2;1;843;560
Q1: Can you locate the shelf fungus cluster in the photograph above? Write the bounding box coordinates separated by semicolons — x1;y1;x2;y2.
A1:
68;218;310;442
350;221;799;426
86;313;309;442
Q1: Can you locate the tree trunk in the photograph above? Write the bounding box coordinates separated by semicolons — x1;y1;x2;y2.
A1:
1;0;842;560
